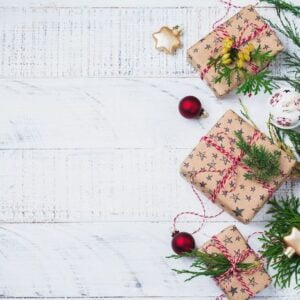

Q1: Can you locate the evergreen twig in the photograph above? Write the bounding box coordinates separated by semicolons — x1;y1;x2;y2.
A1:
260;0;300;18
239;98;259;129
237;69;278;95
270;123;300;157
168;250;257;281
259;196;300;289
234;130;281;181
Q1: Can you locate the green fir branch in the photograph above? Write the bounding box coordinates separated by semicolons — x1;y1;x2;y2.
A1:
168;249;256;282
271;124;300;157
237;69;278;95
271;75;300;92
265;8;300;48
234;130;281;181
260;0;300;17
214;65;238;86
250;45;275;66
271;52;300;92
259;196;300;289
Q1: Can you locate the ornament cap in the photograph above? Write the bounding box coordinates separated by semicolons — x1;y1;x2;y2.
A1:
172;25;183;36
283;227;300;257
284;246;296;258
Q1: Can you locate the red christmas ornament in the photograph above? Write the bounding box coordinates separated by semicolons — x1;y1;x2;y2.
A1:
171;231;196;254
179;96;203;119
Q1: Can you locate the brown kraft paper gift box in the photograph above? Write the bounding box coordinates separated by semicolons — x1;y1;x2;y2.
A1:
180;110;296;223
187;5;283;97
201;225;271;300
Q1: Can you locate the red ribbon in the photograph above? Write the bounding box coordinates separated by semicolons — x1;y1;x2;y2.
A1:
190;130;275;202
205;235;262;298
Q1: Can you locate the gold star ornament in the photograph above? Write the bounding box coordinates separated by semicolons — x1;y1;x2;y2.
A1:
283;227;300;258
152;26;182;54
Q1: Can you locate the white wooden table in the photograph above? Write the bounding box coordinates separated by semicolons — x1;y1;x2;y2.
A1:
0;0;299;298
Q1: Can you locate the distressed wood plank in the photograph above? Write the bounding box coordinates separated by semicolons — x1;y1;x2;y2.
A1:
0;78;297;222
0;6;297;78
0;147;297;222
0;222;298;298
0;78;293;149
0;79;296;222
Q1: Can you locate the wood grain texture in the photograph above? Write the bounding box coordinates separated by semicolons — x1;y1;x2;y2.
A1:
0;78;298;222
0;0;299;298
0;5;297;78
0;222;298;298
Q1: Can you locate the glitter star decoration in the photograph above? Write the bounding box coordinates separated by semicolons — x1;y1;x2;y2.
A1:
152;26;182;54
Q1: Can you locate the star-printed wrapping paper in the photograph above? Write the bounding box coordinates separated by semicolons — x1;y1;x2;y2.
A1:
202;225;271;300
187;5;283;97
180;110;296;223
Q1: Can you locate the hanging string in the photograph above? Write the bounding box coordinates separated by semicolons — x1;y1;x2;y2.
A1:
172;185;223;235
212;0;259;29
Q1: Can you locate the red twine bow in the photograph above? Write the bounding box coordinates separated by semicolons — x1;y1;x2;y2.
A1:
205;235;263;298
192;130;275;202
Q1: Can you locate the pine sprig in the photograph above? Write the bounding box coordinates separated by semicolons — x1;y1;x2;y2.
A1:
234;130;281;181
272;124;300;157
260;0;300;18
237;69;278;95
271;52;300;92
263;0;300;91
272;8;300;48
168;249;256;281
259;196;300;288
250;45;275;66
214;65;240;87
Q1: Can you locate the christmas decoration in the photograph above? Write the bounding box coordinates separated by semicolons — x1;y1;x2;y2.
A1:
171;231;196;254
169;226;271;300
234;130;281;182
267;115;300;179
187;5;283;97
180;110;296;223
268;88;300;129
152;26;182;54
260;196;300;288
238;98;300;178
283;227;300;258
261;0;300;17
178;96;204;119
262;0;300;92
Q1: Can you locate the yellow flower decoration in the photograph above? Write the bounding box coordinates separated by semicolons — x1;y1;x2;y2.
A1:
237;43;255;68
221;38;234;65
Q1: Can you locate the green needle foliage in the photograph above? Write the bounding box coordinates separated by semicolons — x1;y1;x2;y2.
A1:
251;46;275;66
265;8;300;48
208;45;276;95
270;123;300;157
262;0;300;91
260;0;300;17
259;196;300;288
237;69;278;95
234;130;281;181
168;250;256;281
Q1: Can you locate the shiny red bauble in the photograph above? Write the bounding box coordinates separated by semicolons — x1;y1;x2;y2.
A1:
171;231;196;254
179;96;203;119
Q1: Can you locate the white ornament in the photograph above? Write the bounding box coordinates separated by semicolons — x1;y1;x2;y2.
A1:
268;88;300;129
152;26;182;54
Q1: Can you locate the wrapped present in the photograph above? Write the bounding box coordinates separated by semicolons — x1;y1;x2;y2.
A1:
202;225;271;300
180;110;296;223
187;5;283;97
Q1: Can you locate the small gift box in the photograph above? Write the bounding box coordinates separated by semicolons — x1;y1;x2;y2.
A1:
187;5;283;97
202;225;271;300
180;110;296;223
